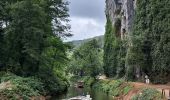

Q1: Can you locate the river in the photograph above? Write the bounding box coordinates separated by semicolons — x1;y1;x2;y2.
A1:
53;86;113;100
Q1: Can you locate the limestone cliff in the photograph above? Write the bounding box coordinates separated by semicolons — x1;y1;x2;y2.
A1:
106;0;137;39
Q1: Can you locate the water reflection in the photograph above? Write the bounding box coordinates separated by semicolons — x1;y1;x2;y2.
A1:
54;87;113;100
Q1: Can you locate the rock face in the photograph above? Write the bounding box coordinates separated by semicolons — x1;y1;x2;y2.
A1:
106;0;137;39
105;0;121;24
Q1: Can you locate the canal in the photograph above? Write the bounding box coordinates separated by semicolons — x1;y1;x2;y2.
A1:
53;86;113;100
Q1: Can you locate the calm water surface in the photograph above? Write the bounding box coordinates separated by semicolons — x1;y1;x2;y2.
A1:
53;86;113;100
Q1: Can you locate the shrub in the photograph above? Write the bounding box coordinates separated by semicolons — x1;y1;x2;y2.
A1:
92;80;132;97
0;73;44;100
132;88;162;100
123;85;133;95
70;75;81;83
37;68;69;95
82;76;95;86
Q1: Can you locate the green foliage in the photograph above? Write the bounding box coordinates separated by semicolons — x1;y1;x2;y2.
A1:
4;0;46;76
103;18;118;77
114;17;121;36
126;0;170;82
132;88;162;100
42;36;69;71
0;73;44;100
0;25;3;63
0;0;70;73
68;35;104;49
116;40;127;78
37;67;69;95
68;39;103;77
69;75;81;83
41;0;71;37
92;80;132;97
103;17;126;78
150;0;170;83
123;85;132;95
103;0;170;83
0;0;70;97
82;76;95;86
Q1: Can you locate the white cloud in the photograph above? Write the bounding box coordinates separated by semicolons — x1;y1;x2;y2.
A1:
65;17;105;41
65;0;106;41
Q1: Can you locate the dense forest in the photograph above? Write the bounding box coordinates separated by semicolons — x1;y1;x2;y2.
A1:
0;0;71;99
103;0;170;83
68;39;103;78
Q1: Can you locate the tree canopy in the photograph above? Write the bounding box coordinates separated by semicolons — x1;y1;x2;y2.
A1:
68;39;103;78
0;0;70;95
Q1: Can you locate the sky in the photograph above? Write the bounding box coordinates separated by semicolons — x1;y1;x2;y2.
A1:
66;0;106;41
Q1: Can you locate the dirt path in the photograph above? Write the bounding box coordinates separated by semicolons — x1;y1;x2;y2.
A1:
98;75;170;100
124;82;170;100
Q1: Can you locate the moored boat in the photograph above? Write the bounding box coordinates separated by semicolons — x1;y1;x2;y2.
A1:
77;81;84;88
64;95;92;100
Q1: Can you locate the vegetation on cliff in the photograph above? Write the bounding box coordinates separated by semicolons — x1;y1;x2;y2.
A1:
103;0;170;83
103;17;126;78
126;0;170;83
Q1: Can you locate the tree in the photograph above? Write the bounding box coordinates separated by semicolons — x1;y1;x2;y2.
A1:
103;18;120;77
0;23;3;68
150;0;170;83
0;0;71;95
4;0;46;76
0;0;11;69
41;36;69;72
39;0;71;37
69;39;103;77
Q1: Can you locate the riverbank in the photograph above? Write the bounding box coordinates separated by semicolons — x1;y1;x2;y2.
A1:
92;79;133;99
92;79;169;100
71;76;132;98
74;76;167;100
0;72;69;99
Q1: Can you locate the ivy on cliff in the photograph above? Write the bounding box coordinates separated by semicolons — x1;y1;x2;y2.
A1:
126;0;170;83
103;17;126;78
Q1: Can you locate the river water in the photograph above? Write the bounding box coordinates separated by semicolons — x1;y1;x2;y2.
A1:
53;86;113;100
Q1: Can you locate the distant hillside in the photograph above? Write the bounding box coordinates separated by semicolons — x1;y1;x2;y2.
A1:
68;35;104;48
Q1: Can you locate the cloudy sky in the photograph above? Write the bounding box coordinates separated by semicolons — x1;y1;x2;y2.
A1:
66;0;106;41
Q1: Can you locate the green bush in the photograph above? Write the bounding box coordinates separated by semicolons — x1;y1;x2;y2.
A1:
82;76;95;86
0;69;69;99
92;80;132;97
132;88;162;100
123;85;133;95
70;76;95;87
37;68;69;95
0;73;44;100
70;75;81;83
92;80;110;93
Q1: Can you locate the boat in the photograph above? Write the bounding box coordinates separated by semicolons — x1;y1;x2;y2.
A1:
64;95;92;100
77;81;84;88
